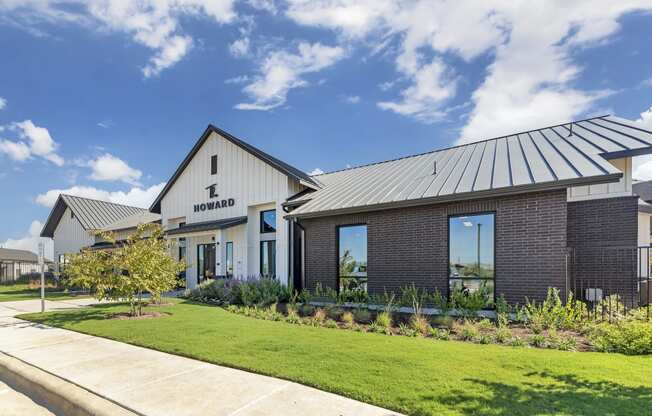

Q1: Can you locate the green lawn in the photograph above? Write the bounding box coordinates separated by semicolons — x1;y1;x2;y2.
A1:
19;300;652;416
0;283;88;302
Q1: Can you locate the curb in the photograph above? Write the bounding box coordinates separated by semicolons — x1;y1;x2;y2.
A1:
0;352;137;416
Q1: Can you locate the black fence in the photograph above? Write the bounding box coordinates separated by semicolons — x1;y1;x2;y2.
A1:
568;246;650;321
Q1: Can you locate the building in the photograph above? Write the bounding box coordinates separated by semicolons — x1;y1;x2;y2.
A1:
41;115;652;305
0;248;42;282
40;194;159;271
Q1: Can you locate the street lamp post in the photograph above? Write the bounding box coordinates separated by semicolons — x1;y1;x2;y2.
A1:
38;242;44;313
477;223;482;275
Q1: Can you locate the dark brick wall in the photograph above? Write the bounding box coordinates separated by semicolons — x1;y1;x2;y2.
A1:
299;189;568;304
567;196;639;304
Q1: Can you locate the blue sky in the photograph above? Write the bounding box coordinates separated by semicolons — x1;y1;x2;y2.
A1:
0;1;651;257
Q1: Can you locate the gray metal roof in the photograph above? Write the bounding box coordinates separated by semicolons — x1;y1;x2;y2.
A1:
288;115;652;218
101;212;162;232
0;248;38;263
166;216;248;236
633;180;652;203
150;124;320;213
40;194;147;238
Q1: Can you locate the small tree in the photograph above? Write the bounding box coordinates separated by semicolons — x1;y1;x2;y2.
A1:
66;223;186;316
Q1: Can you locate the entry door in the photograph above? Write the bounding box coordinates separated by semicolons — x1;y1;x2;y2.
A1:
197;243;217;284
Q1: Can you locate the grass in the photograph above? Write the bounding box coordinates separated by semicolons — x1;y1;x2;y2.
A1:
19;299;652;416
0;283;88;302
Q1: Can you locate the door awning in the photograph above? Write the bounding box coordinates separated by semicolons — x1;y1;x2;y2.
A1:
166;216;247;236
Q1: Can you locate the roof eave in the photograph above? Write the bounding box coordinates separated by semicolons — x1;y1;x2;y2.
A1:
286;173;623;220
39;195;67;238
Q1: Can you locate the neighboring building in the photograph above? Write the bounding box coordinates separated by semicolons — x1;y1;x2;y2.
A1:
0;248;41;282
91;211;162;250
40;195;151;272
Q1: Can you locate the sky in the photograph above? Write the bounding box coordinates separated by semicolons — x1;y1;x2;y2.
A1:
1;1;652;259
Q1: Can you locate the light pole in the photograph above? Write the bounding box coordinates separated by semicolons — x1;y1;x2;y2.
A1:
38;242;45;313
476;223;482;275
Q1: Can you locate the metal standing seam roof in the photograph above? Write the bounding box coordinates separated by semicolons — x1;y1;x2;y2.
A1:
40;194;147;238
287;115;652;218
166;216;248;236
101;212;162;232
0;248;38;262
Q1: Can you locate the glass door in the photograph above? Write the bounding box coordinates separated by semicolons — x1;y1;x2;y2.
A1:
197;243;216;284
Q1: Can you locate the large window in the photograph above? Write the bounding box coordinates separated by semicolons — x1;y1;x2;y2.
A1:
197;243;216;284
448;213;495;302
260;210;276;233
260;240;276;278
226;242;234;278
178;238;187;261
338;225;367;294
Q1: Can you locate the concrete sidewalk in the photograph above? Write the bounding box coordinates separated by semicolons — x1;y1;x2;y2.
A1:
0;299;400;416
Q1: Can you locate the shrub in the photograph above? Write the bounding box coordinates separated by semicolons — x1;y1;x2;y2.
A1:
557;336;577;351
458;320;479;341
430;328;450;340
230;278;291;307
300;304;315;316
509;336;526;347
478;334;492;344
450;283;491;317
546;328;561;348
326;306;344;321
398;323;418;337
477;318;494;332
494;326;512;344
589;320;652;355
324;319;339;329
410;314;431;335
313;308;327;324
430;289;450;315
341;311;355;328
285;305;301;324
529;334;547;348
375;311;393;329
353;308;372;324
520;288;586;331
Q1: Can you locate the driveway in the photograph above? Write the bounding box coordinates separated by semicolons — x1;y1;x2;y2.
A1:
0;299;400;416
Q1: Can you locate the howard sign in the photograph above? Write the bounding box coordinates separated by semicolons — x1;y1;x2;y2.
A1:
194;183;235;212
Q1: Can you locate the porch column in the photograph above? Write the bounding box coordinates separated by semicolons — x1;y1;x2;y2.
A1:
216;229;226;277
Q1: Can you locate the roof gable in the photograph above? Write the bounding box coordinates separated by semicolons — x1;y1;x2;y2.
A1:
149;124;319;213
0;248;38;262
40;194;146;238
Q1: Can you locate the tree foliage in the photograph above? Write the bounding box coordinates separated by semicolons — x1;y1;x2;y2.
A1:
66;223;186;316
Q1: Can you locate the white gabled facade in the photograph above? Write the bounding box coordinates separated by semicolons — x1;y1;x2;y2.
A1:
52;206;94;270
158;129;309;289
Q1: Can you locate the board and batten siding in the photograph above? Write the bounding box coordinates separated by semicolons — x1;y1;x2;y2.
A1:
53;207;94;270
160;131;304;286
568;157;633;201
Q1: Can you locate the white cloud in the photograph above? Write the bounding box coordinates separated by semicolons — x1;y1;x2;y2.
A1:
35;183;166;209
0;120;64;165
87;153;143;185
343;95;360;103
631;107;652;180
248;0;277;14
308;167;324;175
229;37;250;57
0;140;31;161
1;1;237;77
0;97;6;110
1;220;53;261
284;1;652;138
12;120;64;165
224;75;250;84
236;42;345;110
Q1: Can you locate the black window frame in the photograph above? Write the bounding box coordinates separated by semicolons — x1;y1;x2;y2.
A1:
210;154;218;175
259;240;276;278
260;209;276;234
336;223;368;294
447;211;496;305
